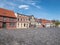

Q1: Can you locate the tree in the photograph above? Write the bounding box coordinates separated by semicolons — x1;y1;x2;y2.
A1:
53;20;60;27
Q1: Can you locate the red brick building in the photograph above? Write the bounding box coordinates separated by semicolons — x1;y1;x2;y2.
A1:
0;8;17;29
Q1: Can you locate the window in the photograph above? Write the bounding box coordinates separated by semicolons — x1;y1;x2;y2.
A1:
18;23;19;26
3;17;7;21
10;23;15;27
18;18;19;21
21;19;22;21
24;24;25;27
29;18;30;21
10;18;14;21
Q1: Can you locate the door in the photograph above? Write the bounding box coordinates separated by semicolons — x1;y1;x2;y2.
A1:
2;22;6;28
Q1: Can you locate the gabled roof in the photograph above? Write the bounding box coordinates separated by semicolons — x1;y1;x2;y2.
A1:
17;13;34;17
0;8;16;18
17;13;29;16
39;19;51;23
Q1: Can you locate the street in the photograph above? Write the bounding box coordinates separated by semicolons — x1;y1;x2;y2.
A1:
0;28;60;45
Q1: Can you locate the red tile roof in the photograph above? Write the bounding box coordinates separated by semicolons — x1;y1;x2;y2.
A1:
0;8;16;18
39;19;51;24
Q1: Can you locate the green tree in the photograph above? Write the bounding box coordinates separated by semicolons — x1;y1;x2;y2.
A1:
54;20;60;27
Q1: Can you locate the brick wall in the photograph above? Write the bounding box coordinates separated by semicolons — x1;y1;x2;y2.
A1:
6;23;16;29
0;16;3;22
0;22;2;28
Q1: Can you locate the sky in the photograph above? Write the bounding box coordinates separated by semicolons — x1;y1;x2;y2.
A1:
0;0;60;20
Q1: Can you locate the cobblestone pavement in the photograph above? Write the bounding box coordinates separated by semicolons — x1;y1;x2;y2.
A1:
0;27;60;45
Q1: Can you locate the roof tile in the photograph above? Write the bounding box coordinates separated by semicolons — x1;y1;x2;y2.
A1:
0;8;16;18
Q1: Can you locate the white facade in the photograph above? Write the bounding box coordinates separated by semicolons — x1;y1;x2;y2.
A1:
15;13;30;29
35;22;41;27
45;23;51;27
58;25;60;27
30;16;36;25
16;23;29;28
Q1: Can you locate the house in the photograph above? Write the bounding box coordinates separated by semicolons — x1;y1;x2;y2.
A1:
15;13;38;28
58;24;60;27
45;20;53;27
39;19;47;27
0;8;17;29
29;15;36;28
35;18;42;28
39;19;53;27
16;13;30;29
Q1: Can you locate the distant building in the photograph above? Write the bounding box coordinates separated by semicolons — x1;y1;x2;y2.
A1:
45;20;53;27
58;24;60;27
0;8;55;29
16;13;30;29
29;15;36;28
0;8;17;29
35;18;42;28
39;19;53;27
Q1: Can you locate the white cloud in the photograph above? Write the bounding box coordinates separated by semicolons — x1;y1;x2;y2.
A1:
25;0;41;9
31;2;36;5
16;0;41;9
19;5;29;9
0;0;41;10
35;6;41;9
31;2;41;9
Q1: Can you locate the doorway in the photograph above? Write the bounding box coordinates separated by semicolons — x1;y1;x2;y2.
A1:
2;22;6;28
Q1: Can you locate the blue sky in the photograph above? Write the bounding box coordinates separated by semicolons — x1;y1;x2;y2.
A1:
0;0;60;20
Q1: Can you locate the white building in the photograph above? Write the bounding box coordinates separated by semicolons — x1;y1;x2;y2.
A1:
15;13;30;29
